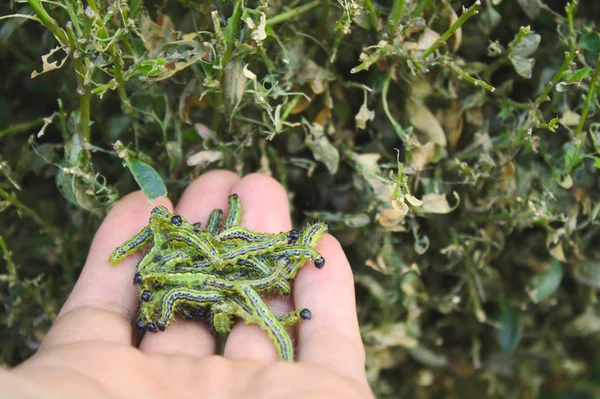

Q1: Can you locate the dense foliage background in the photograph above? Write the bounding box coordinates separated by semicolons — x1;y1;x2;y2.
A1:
1;0;600;397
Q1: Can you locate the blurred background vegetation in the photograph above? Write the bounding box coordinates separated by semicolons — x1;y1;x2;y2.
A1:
1;0;600;397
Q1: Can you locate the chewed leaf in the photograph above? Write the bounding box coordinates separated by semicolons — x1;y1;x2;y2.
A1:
421;192;459;214
31;46;68;79
125;40;206;81
363;323;419;349
124;158;167;202
305;122;339;174
510;55;535;79
186;150;223;168
223;59;247;112
355;103;374;130
512;32;541;58
407;98;447;147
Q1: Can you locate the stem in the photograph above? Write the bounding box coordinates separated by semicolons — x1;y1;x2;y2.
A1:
387;0;405;36
113;53;130;112
65;22;91;141
267;1;321;27
86;0;131;113
565;1;577;54
26;0;68;45
420;0;481;59
0;235;17;278
576;56;600;138
447;61;495;92
0;119;44;138
411;0;433;17
222;0;242;65
534;51;579;107
364;0;380;32
281;94;302;122
57;99;69;141
466;261;486;322
382;74;405;139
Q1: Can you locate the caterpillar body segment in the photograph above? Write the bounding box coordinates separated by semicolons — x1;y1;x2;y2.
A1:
235;257;271;276
268;247;325;269
277;308;312;328
224;194;242;230
220;235;290;262
109;226;152;266
206;209;223;235
234;284;295;362
239;265;290;294
170;231;220;264
212;302;236;334
215;226;283;243
156;288;224;329
299;222;329;247
152;250;193;271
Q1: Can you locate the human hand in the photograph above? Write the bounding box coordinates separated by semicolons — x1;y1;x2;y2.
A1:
2;172;374;399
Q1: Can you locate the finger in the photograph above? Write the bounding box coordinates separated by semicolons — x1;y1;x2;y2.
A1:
139;170;241;357
223;173;293;364
295;235;369;386
40;192;172;350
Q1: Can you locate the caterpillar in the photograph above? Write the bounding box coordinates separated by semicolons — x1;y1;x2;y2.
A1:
224;194;242;230
145;267;289;295
268;247;325;269
212;302;236;334
109;226;152;265
206;209;223;235
220;235;290;262
233;284;295;361
156;287;224;330
299;222;328;247
277;308;312;328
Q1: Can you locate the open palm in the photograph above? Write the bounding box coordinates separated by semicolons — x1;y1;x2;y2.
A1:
5;171;373;399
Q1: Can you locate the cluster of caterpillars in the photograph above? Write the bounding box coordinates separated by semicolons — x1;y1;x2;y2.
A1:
109;194;328;361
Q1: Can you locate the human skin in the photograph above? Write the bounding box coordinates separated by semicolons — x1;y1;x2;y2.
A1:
0;171;374;399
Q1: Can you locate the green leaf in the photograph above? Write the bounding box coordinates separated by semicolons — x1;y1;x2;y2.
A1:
564;142;582;172
498;307;521;352
580;31;600;52
594;157;600;168
528;260;563;303
123;158;167;201
568;67;593;84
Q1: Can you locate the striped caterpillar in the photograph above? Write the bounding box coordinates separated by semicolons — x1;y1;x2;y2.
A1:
110;194;327;361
